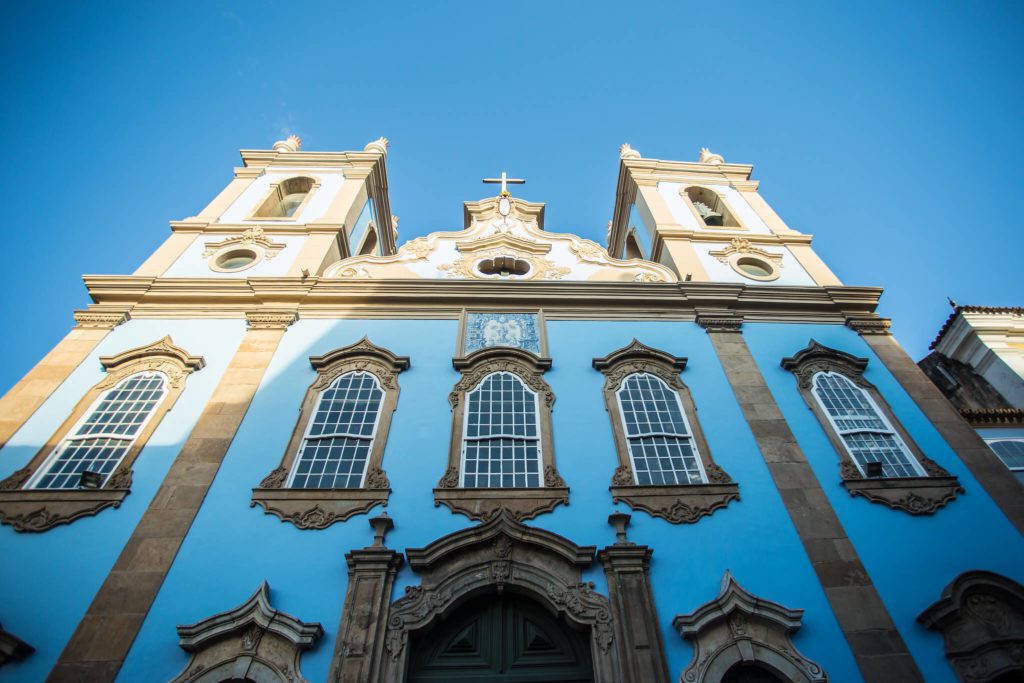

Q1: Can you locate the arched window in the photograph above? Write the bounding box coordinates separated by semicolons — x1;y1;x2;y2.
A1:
30;372;168;489
683;186;741;228
289;371;384;489
435;347;566;521
0;336;204;532
811;371;923;478
593;340;737;524
253;176;316;219
251;338;408;529
462;372;542;488
781;340;962;515
616;373;705;485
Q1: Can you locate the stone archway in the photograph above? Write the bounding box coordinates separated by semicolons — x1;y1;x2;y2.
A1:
328;510;669;683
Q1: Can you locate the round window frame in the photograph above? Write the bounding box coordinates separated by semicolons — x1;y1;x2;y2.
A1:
728;254;780;282
208;245;265;273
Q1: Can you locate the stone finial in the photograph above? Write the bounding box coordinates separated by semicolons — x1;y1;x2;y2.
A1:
273;135;302;153
391;215;400;235
619;143;641;160
699;147;725;165
369;512;394;547
364;137;389;156
608;512;633;545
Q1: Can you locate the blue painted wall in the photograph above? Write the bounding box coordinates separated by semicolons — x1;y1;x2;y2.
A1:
0;318;246;682
120;319;862;682
743;322;1024;683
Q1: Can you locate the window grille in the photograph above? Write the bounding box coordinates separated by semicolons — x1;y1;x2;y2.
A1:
812;372;922;478
616;373;706;485
462;372;541;488
290;371;383;489
33;372;167;489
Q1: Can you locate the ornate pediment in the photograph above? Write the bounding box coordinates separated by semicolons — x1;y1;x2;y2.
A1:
321;195;677;283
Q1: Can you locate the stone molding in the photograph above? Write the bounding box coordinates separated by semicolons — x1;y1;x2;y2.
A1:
0;337;204;532
593;340;738;523
435;347;567;521
845;315;893;336
673;571;827;683
918;570;1024;683
0;622;34;667
696;315;743;333
171;581;324;683
367;510;641;683
782;339;962;515
245;310;298;330
252;338;408;529
72;310;128;330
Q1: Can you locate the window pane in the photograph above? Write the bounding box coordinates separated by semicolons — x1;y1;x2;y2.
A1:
617;374;690;437
76;374;166;438
463;438;540;488
35;438;131;490
292;436;371;489
308;372;383;438
627;435;703;485
843;432;920;478
465;372;539;439
813;373;888;432
989;440;1024;470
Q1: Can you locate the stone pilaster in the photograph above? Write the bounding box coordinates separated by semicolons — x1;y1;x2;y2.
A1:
597;513;669;683
329;515;403;683
48;322;291;682
705;325;924;682
857;332;1024;533
0;311;127;449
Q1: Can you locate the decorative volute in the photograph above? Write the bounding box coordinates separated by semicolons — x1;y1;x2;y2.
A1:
272;135;301;153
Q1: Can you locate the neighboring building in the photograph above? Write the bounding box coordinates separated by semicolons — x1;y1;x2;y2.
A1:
920;304;1024;483
0;138;1022;683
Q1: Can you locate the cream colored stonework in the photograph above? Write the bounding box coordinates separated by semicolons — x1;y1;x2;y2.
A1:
322;196;676;283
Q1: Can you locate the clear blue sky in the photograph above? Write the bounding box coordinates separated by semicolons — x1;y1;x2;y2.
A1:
1;1;1021;396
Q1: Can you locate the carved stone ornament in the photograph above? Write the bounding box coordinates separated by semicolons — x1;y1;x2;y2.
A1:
436;347;568;521
252;338;408;530
245;310;298;330
72;310;128;330
696;316;743;333
203;226;286;260
0;622;35;667
918;570;1024;683
782;339;963;515
708;238;785;281
371;509;631;683
171;581;323;683
674;571;828;683
0;336;204;533
845;316;893;336
593;340;739;524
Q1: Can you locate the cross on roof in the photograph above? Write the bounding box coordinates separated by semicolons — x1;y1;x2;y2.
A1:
482;171;525;196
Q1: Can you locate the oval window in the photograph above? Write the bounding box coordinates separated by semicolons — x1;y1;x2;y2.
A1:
215;248;259;271
734;256;776;279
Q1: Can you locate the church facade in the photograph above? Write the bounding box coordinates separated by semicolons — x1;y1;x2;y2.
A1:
0;137;1021;683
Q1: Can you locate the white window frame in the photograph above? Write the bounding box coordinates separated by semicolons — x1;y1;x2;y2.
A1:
615;372;709;485
812;371;926;478
27;370;169;489
459;371;544;488
286;370;385;489
985;438;1024;477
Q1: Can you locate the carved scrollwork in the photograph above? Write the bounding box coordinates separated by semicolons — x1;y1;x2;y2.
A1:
436;466;459;489
545;582;615;654
842;476;963;515
451;358;554;407
611;465;634;486
259;467;289;489
365;466;390;489
250;489;389;530
544;465;565;487
96;336;205;391
611;484;740;524
780;339;870;390
0;468;32;491
0;489;129;533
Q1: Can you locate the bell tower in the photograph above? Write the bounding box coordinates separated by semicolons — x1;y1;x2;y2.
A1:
608;145;841;287
133;136;396;280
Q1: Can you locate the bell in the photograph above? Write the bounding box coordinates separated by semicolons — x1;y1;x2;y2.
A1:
692;201;724;226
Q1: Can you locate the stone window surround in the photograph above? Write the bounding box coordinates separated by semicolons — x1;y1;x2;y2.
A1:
917;570;1024;683
673;570;828;682
434;346;568;521
203;227;287;274
247;174;322;222
0;336;204;533
781;339;963;515
592;339;739;524
251;337;409;530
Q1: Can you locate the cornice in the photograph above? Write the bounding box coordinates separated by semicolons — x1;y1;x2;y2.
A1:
78;276;884;324
239;149;384;170
622;157;755;180
656;228;814;246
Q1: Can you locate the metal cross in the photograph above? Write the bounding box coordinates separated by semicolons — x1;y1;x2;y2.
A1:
482;171;525;196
